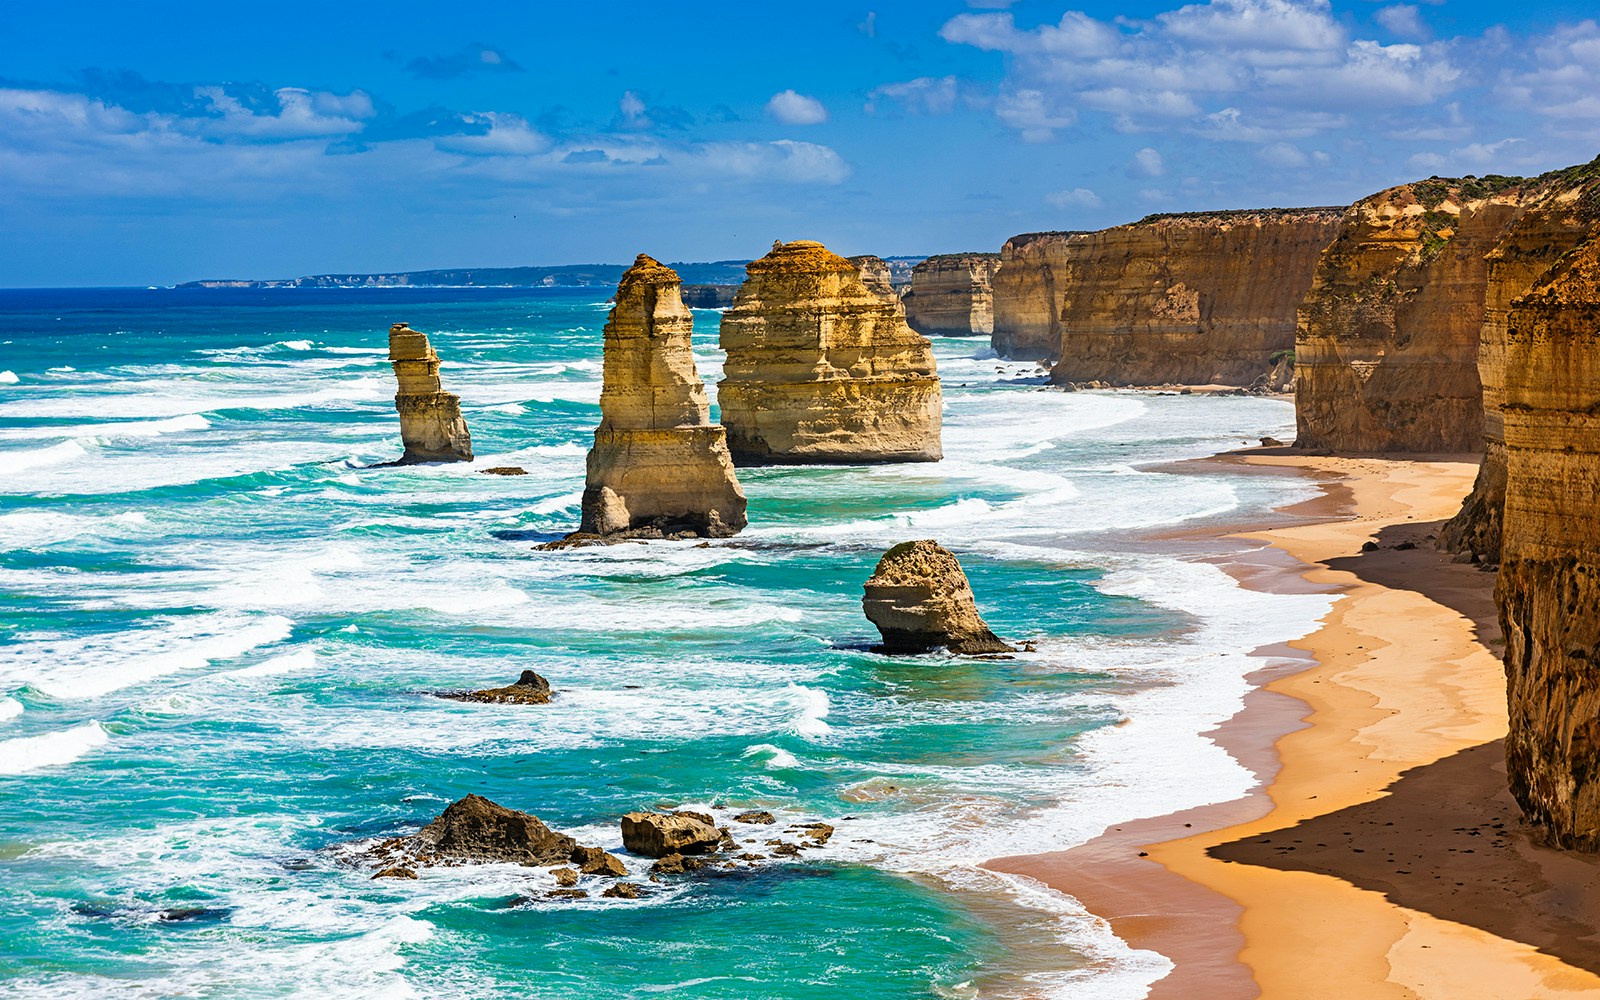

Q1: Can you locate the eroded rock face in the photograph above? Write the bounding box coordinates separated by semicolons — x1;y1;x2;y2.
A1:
862;539;1013;654
368;795;625;876
903;253;1000;337
580;254;747;537
388;323;473;463
1296;178;1533;453
1494;227;1600;849
718;240;942;465
847;255;899;301
619;811;723;858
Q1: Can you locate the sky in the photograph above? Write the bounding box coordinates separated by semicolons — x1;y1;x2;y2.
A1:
3;0;1599;286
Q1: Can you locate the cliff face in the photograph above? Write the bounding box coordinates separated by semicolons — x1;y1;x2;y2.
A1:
1050;210;1344;384
1496;226;1600;848
1442;165;1600;561
848;255;899;302
580;254;746;537
903;253;1001;337
991;231;1084;361
1295;178;1532;453
387;323;473;463
718;240;942;465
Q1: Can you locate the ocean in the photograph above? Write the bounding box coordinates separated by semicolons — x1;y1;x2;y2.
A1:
0;286;1331;998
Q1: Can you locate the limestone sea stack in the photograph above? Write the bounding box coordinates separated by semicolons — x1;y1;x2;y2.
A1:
387;323;473;463
718;240;942;465
903;253;1000;337
1494;232;1600;848
848;255;900;301
579;254;747;538
1295;176;1533;453
862;540;1013;654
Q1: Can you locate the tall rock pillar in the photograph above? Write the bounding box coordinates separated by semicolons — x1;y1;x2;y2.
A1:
387;323;473;464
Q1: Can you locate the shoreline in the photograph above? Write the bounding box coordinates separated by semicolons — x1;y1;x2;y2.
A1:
991;450;1600;997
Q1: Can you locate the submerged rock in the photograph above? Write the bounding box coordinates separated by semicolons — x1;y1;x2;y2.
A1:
718;240;942;465
862;540;1014;654
387;323;473;464
480;466;528;476
732;810;776;825
577;254;747;539
620;811;723;858
438;670;553;705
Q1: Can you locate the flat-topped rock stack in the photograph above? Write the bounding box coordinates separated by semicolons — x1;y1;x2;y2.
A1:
579;254;746;538
903;253;1000;337
718;240;942;465
1295;177;1534;453
387;323;473;464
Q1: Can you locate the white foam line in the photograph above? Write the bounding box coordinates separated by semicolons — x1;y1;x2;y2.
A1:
0;721;108;774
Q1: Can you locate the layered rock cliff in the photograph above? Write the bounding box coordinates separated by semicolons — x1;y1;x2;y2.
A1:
848;255;899;302
387;323;473;464
991;230;1086;361
1295;177;1532;453
1496;228;1600;847
718;240;942;465
903;253;1000;337
579;254;746;537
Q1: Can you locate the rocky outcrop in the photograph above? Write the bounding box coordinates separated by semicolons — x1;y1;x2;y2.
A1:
620;811;723;857
903;253;1000;337
387;323;473;463
438;670;552;705
1492;217;1600;847
1442;162;1600;561
1295;177;1533;453
862;539;1013;654
364;794;627;874
579;254;746;538
718;240;942;465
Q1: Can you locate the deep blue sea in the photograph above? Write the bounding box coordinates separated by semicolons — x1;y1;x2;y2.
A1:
0;287;1330;998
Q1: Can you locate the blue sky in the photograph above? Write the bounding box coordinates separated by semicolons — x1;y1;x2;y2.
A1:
3;0;1598;285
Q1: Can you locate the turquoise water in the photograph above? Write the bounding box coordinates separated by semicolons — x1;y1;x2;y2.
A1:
0;288;1330;998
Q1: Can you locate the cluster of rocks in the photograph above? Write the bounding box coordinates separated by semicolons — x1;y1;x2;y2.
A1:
360;795;837;902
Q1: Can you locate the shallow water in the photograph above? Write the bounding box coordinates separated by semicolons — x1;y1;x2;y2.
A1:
0;287;1331;998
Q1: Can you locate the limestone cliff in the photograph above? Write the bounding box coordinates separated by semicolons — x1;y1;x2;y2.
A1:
718;240;942;465
1442;161;1600;561
1295;177;1532;453
387;323;473;463
903;253;1000;337
579;254;746;537
1496;230;1600;847
862;540;1012;654
848;255;899;302
991;230;1086;361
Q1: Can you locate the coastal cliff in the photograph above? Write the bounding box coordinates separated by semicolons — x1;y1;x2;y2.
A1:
991;230;1085;361
1497;230;1600;848
848;255;900;302
387;323;473;464
903;253;1000;337
718;240;942;465
579;254;746;537
1295;177;1531;453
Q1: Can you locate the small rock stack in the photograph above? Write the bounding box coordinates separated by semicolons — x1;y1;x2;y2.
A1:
387;323;473;464
862;539;1014;654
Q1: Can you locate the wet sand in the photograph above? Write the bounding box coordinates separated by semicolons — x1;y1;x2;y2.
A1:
991;452;1600;998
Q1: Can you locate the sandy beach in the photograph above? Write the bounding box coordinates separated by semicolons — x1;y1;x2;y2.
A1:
993;451;1600;998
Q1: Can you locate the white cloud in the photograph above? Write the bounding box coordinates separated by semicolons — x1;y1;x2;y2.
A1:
691;139;848;183
1046;186;1101;208
1257;141;1310;168
996;89;1076;142
765;90;828;126
1376;4;1429;40
1131;147;1165;176
618;91;649;126
866;76;959;115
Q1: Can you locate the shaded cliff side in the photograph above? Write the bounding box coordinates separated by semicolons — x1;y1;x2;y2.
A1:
1496;227;1600;848
903;253;1000;337
1442;159;1600;561
991;230;1088;361
1295;176;1532;453
579;254;746;537
718;240;942;465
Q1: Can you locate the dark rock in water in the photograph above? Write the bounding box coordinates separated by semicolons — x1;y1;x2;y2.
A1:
372;866;418;880
438;670;553;705
733;810;776;825
481;466;529;476
548;888;589;900
571;845;628;877
1260;436;1285;447
620;811;723;858
552;867;579;887
156;906;230;924
411;794;579;865
601;882;642;899
1361;540;1379;552
792;822;833;845
862;539;1014;654
651;853;706;874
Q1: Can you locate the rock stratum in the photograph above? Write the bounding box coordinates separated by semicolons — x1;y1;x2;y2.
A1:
387;323;473;464
992;210;1344;385
1295;176;1533;453
718;241;942;465
1485;174;1600;848
903;253;1000;337
579;255;747;538
862;539;1013;654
